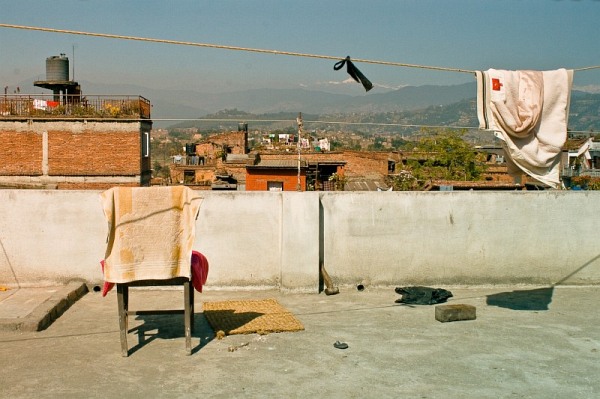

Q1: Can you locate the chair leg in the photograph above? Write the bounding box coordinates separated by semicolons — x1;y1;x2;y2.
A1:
184;281;192;355
190;284;195;333
117;284;129;357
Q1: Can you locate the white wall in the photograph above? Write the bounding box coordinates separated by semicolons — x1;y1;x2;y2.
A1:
321;191;600;287
1;190;598;291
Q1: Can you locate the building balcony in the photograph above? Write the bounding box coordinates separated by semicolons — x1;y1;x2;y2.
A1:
562;167;600;178
0;94;151;119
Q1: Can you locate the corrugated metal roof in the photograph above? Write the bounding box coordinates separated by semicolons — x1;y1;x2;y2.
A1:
428;180;526;190
226;154;250;162
250;159;308;168
345;180;389;191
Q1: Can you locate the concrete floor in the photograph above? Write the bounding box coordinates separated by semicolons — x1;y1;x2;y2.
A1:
0;285;599;398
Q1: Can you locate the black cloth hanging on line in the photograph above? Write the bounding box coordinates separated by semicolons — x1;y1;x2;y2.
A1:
334;56;373;92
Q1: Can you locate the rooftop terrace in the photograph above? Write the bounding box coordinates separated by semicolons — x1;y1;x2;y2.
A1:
0;94;151;119
1;285;598;397
1;188;599;396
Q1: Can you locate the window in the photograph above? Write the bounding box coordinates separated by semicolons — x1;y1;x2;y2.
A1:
142;131;150;158
267;181;283;191
184;170;195;184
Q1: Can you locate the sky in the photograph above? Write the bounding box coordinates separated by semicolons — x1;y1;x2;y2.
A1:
1;0;600;96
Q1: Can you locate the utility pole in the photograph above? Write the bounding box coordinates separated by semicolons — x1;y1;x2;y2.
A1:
296;112;303;191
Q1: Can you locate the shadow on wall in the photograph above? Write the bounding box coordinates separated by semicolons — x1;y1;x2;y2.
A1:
486;253;600;311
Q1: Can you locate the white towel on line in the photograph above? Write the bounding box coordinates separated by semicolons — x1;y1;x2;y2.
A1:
476;68;574;188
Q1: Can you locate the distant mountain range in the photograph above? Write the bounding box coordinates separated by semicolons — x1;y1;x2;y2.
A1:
69;80;480;121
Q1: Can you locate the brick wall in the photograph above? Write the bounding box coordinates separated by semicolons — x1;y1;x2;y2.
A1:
0;131;43;175
0;120;150;188
204;131;247;154
255;150;391;179
193;131;248;161
341;151;389;177
48;130;140;175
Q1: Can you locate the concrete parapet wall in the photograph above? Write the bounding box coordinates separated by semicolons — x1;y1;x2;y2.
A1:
321;191;600;287
0;190;598;291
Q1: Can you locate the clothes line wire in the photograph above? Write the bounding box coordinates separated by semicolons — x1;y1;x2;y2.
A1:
3;23;599;73
123;117;486;130
14;115;597;133
147;118;600;134
0;23;474;73
6;116;483;129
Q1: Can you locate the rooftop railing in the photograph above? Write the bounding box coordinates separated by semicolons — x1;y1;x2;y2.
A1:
562;166;600;178
0;94;151;119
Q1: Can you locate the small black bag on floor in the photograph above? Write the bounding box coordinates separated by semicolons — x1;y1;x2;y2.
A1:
395;286;453;305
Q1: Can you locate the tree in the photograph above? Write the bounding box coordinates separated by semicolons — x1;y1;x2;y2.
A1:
391;137;408;149
415;129;486;181
152;160;171;179
391;129;487;190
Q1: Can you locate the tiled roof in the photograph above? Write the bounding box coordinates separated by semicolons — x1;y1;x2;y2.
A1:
563;138;591;151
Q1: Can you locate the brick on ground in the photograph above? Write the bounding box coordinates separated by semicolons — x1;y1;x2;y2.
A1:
435;304;476;323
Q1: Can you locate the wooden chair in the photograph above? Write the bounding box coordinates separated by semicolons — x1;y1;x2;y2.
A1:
100;186;203;357
117;278;194;357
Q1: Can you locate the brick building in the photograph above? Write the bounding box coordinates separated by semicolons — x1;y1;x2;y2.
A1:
0;95;152;189
246;150;396;191
169;131;249;189
246;159;308;191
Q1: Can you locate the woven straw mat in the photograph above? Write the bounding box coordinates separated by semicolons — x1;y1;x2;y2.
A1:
202;298;304;336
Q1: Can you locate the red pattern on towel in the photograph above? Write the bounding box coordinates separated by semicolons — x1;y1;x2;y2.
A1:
100;250;209;297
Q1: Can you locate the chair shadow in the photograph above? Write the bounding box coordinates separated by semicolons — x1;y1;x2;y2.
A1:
202;310;264;334
486;286;554;311
127;312;215;356
127;310;265;355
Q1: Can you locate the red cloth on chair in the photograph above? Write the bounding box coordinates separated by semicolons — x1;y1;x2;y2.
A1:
100;250;209;297
100;259;113;297
190;250;209;293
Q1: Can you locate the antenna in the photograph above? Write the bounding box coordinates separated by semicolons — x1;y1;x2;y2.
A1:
72;44;76;81
296;112;303;191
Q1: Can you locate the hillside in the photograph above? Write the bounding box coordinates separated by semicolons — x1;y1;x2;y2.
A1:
168;92;600;138
74;80;478;121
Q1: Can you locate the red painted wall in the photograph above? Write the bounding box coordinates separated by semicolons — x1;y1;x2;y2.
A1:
246;169;306;191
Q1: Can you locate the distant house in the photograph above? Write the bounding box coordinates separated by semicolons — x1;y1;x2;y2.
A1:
560;137;600;188
1;55;153;189
0;94;152;189
246;159;308;191
246;151;347;191
169;130;248;189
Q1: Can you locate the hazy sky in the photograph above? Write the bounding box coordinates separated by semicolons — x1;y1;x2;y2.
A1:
2;0;600;95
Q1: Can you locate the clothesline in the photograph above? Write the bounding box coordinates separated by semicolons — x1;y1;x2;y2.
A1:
1;23;599;74
138;118;598;134
140;117;482;130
